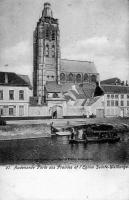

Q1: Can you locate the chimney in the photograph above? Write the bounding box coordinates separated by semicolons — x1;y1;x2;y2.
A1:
5;73;8;84
121;81;124;86
126;80;128;86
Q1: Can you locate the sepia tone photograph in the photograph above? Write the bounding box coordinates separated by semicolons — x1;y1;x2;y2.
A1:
0;0;129;167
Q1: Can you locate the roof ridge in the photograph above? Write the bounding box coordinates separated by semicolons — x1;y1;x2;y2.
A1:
61;58;93;63
101;84;129;87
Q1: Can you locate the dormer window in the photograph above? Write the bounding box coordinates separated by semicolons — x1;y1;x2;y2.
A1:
53;93;58;98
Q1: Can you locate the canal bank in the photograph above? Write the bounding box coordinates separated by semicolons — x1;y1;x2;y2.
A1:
0;123;51;140
1;117;129;141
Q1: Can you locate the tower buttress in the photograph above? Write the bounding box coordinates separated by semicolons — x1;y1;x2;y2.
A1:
33;2;61;104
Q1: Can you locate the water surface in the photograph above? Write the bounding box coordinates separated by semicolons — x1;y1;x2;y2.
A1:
0;134;129;165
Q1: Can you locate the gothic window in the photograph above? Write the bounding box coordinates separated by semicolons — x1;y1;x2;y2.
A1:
45;44;49;57
46;28;49;40
76;74;81;83
68;73;74;82
52;31;55;40
52;45;55;57
60;73;66;82
83;73;88;82
91;75;96;83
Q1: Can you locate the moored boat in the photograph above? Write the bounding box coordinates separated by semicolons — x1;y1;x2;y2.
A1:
68;123;120;144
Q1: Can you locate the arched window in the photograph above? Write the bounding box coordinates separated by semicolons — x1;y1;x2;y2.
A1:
76;74;81;83
45;44;49;57
52;45;55;57
91;75;96;83
83;73;88;82
68;73;74;82
60;73;66;82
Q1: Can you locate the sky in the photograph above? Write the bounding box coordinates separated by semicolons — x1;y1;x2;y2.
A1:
0;0;129;82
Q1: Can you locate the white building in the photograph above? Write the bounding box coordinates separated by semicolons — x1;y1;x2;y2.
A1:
0;72;32;118
86;84;129;118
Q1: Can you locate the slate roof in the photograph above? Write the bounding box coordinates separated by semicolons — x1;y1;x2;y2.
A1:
101;85;129;94
46;81;96;101
78;83;96;98
61;59;98;74
0;72;32;88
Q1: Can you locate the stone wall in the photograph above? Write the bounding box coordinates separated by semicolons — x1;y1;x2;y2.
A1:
28;106;50;117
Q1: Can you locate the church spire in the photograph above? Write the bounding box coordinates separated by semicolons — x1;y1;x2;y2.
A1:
42;2;53;18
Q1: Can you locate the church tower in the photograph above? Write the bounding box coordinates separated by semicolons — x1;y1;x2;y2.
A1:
33;2;60;104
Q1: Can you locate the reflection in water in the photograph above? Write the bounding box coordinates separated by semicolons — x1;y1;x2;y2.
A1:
0;134;129;164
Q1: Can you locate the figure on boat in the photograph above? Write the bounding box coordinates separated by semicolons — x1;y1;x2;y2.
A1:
69;124;120;144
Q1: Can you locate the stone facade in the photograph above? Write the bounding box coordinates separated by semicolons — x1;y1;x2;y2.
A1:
33;2;60;102
32;3;99;105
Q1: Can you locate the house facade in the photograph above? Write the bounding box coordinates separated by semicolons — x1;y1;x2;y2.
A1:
0;72;32;117
103;85;129;117
86;84;129;118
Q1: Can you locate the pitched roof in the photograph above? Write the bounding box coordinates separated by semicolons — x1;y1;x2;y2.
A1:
46;82;96;101
101;85;129;94
70;89;86;99
61;59;98;74
86;96;102;106
100;77;121;85
46;81;62;93
79;83;96;98
18;74;32;88
0;72;31;88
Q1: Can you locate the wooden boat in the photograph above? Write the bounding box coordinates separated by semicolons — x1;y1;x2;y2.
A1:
68;123;120;144
52;122;120;143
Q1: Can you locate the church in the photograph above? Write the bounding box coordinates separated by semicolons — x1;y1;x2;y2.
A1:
0;2;101;119
32;2;99;105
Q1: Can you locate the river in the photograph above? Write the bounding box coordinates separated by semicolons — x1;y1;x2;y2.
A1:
0;134;129;165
